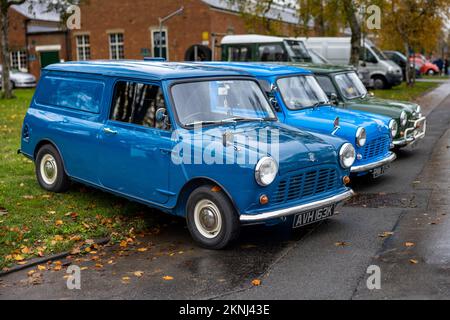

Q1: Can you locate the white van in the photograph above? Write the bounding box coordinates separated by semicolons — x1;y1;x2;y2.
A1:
220;34;312;63
298;37;403;89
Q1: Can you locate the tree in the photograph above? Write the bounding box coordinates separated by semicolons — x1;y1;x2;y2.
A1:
1;0;76;99
377;0;450;85
0;0;26;99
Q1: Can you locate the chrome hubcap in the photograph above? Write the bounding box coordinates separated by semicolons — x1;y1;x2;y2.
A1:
40;154;57;185
193;200;222;239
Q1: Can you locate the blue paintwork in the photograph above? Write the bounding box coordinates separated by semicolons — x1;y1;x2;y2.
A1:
20;60;352;222
200;62;396;175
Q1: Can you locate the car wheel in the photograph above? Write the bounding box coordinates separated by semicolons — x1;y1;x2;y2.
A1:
372;76;388;89
186;185;240;249
427;69;435;75
35;144;70;192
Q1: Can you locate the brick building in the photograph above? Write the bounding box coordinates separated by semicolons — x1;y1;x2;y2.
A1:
6;0;300;78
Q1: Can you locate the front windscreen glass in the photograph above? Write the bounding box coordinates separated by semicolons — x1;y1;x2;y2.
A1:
171;79;276;127
371;46;388;60
334;72;368;99
284;40;312;62
277;75;329;109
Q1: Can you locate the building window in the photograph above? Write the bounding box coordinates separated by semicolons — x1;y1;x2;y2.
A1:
109;33;124;60
151;29;168;59
10;50;27;71
76;35;91;60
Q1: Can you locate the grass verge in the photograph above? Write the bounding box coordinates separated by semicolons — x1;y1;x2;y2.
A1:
0;89;151;270
372;81;441;101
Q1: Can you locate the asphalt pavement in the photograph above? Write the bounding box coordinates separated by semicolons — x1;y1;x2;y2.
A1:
1;82;450;300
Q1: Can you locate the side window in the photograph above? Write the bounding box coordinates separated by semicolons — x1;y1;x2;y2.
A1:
227;46;251;61
315;76;337;96
359;49;377;63
110;81;171;130
35;76;104;113
258;44;287;61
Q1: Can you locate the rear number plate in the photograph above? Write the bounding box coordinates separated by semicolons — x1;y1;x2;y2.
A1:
292;205;335;228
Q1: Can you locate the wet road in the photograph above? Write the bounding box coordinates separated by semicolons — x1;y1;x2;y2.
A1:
1;85;450;300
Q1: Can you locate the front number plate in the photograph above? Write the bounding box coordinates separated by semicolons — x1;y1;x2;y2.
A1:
292;205;335;228
371;164;390;178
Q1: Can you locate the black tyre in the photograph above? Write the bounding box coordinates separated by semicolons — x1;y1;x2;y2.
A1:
372;76;388;89
35;144;70;192
186;185;240;249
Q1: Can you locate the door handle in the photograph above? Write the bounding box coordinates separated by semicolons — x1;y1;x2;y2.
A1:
103;127;118;135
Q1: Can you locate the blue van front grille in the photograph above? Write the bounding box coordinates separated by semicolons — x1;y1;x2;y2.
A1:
272;166;339;204
361;135;390;160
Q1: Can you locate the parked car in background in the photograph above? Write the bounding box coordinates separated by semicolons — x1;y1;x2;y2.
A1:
221;34;312;63
202;62;397;178
383;51;421;79
0;65;36;88
297;63;426;149
299;37;403;89
410;57;440;75
19;60;355;249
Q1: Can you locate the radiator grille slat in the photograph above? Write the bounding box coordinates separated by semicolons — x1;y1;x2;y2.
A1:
272;166;339;205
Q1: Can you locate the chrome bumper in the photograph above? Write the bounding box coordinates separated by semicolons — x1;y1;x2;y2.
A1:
393;117;427;147
351;152;397;173
239;189;354;223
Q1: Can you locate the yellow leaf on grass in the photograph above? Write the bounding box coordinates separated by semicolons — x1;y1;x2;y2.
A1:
119;240;128;248
137;248;147;252
14;254;24;261
21;247;31;254
162;275;174;281
251;279;262;286
55;220;63;226
54;235;64;241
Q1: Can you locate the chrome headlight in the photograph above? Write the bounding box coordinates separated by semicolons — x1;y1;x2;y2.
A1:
389;119;398;138
400;111;407;126
255;157;278;186
356;127;367;147
339;143;356;169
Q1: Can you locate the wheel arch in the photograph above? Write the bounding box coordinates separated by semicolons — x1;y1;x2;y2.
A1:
34;139;69;175
174;177;240;218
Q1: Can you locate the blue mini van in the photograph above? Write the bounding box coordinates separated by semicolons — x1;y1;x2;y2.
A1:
20;60;355;249
201;62;398;178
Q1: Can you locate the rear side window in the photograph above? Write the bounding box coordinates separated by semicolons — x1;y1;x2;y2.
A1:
35;76;104;113
110;81;171;130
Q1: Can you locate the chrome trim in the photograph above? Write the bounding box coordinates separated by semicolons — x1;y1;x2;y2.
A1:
393;117;426;146
239;189;354;223
350;152;397;173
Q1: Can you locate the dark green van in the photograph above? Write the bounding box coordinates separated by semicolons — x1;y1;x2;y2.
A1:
296;63;426;149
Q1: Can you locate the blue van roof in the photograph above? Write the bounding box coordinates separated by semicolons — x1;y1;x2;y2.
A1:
196;62;312;77
44;60;250;80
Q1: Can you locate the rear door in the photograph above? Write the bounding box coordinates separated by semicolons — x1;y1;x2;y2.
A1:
97;80;174;204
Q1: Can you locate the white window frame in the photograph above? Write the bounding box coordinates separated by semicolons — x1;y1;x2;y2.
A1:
76;34;91;61
150;28;169;60
109;33;124;60
10;50;27;71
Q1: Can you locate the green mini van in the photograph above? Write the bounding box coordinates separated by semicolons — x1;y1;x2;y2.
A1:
296;64;426;149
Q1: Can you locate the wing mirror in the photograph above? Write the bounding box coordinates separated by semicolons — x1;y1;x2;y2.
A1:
269;98;281;112
156;107;168;123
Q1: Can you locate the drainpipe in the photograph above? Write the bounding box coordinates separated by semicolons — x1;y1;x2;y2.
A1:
158;6;184;59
